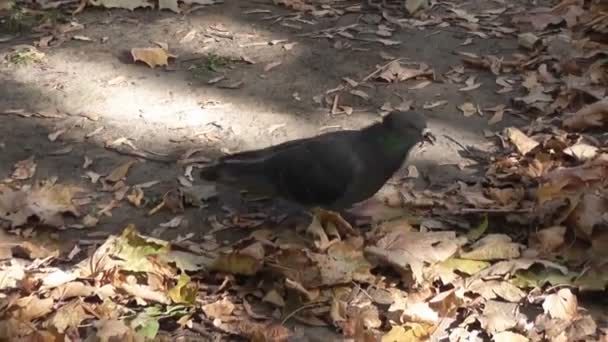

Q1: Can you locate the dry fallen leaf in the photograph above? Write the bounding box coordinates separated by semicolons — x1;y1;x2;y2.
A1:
409;81;431;90
543;288;578;321
48;128;67;142
562;98;608;130
106;160;136;183
458;102;478;117
131;47;172;68
563;143;598;162
504;127;539;155
263;61;282;72
377;61;431;83
534;226;566;253
423;100;447;109
350;89;370;100
460;234;521;261
11;157;37;180
365;229;465;283
202;297;235;321
0;183;85;227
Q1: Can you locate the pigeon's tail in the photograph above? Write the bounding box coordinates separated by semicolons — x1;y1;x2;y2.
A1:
200;158;275;194
199;161;245;184
199;163;222;181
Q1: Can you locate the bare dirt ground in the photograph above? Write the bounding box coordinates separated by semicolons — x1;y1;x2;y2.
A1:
1;0;608;340
0;1;523;241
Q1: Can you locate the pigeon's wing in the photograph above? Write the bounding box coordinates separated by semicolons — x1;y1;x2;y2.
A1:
200;135;335;192
265;132;361;207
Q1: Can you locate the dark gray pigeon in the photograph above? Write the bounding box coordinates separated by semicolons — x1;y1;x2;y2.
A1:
200;111;434;234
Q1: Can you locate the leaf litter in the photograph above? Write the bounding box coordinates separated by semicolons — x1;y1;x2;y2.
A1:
2;0;608;340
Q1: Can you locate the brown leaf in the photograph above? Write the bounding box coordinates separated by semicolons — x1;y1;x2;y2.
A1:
0;183;85;227
543;288;578;321
563;143;598;162
566;192;607;238
458;102;478;117
562;98;608;130
11;157;37;180
534;226;566;253
131;47;171;68
409;80;431;90
44;300;91;333
106;160;136;183
263;61;281;72
127;187;144;207
460;234;520;261
48;128;67;142
505;127;539;155
479;300;519;334
377;61;431;83
350;89;370;100
11;295;54;321
537;154;608;204
94;319;134;342
365;229;464;283
202;297;235;320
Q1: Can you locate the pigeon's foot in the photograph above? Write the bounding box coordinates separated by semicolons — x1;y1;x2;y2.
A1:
312;207;359;237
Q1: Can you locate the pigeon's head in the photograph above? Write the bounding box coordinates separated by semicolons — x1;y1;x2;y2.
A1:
382;111;435;145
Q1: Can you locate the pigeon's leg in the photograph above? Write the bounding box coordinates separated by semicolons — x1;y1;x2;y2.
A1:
311;207;358;237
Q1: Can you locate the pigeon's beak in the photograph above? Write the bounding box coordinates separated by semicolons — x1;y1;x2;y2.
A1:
422;128;436;145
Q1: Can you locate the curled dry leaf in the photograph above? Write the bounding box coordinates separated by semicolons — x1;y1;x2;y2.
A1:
48;129;66;142
106;160;136;183
493;331;529;342
350;89;370;100
11;157;36;180
423;100;447;109
537;154;608;204
202;297;235;320
458;102;478;117
460;234;521;261
562;98;608;130
566;192;608;238
262;289;285;307
365;229;465;283
504;127;539;155
543;288;578;321
131;47;173;68
377;61;432;83
9;295;54;321
94;319;135;342
127;187;144;207
409;80;431;90
0;183;85;227
263;61;282;72
44;299;91;333
534;226;566;253
479;300;520;334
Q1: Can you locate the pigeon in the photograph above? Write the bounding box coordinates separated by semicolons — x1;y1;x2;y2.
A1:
200;111;434;236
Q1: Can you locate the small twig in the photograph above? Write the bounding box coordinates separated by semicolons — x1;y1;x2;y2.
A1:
331;94;339;115
105;145;175;163
281;303;322;325
189;322;215;339
177;156;212;165
459;208;533;213
361;57;402;82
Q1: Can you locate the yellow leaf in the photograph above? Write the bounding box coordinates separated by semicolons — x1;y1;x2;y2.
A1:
168;273;197;305
131;47;170;68
106;160;136;182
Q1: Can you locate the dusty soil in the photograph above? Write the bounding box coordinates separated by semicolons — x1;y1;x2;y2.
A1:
0;1;524;227
0;0;531;339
